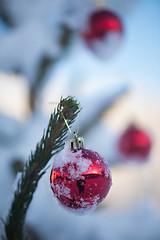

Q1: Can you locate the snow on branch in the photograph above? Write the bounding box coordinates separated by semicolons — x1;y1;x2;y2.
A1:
3;96;80;240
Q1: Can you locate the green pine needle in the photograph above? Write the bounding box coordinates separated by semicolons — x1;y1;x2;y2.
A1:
3;96;80;240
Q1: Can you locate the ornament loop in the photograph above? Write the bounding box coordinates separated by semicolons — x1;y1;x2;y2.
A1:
50;101;81;136
57;102;83;150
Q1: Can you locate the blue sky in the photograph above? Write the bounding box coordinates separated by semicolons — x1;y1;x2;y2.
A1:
0;0;159;104
53;0;160;103
119;0;160;91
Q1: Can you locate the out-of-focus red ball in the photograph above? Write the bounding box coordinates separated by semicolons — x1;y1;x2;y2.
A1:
50;147;112;212
81;9;123;58
118;125;152;161
83;9;123;40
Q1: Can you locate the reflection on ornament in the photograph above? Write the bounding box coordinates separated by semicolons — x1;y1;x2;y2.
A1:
118;125;152;161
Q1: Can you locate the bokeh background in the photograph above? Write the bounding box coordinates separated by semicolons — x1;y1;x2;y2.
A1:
0;0;160;239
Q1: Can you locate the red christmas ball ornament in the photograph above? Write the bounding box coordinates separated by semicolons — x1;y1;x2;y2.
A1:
50;134;112;213
118;125;152;161
81;9;123;58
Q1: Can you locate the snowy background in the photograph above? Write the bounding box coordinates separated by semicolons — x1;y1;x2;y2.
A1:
0;0;160;239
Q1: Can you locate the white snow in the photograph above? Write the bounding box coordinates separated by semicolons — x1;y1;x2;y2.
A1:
56;193;102;216
26;169;160;240
0;0;160;239
0;21;60;85
52;182;71;199
52;143;92;177
88;32;123;60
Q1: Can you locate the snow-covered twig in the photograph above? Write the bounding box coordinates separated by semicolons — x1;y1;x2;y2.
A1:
3;96;80;240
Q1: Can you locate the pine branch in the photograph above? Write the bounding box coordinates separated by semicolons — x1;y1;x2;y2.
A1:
3;96;80;240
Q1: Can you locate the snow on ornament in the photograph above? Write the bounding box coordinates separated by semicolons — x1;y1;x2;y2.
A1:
50;133;112;214
81;9;123;59
118;125;152;162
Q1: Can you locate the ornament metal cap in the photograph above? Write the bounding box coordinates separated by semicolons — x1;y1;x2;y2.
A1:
69;133;84;150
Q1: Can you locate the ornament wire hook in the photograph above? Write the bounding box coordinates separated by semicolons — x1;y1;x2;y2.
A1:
58;103;81;136
49;101;83;149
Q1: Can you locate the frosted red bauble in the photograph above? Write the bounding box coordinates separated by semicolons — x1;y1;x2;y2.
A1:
81;9;123;58
50;146;112;212
118;125;151;160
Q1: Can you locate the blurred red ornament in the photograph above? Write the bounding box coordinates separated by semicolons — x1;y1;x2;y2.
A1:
50;144;112;212
118;125;152;161
81;9;123;58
